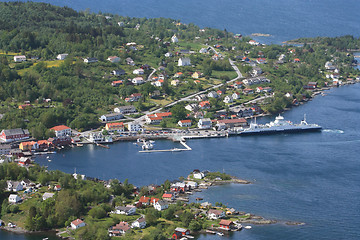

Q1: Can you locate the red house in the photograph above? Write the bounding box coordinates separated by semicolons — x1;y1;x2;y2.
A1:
219;219;234;230
139;196;150;205
174;227;190;235
162;193;175;201
0;128;30;143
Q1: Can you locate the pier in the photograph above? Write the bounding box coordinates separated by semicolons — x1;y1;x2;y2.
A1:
139;140;192;153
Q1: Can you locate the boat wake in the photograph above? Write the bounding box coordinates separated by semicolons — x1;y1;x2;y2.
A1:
322;129;344;134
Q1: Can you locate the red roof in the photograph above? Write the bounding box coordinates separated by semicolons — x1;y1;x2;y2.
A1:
155;112;172;117
106;122;124;128
162;193;173;198
219;219;233;226
139;196;150;203
151;197;159;203
149;117;162;121
179;120;191;123
71;219;84;226
50;125;70;131
218;118;247;124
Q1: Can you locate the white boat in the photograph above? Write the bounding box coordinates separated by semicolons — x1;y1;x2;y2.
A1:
239;114;322;135
244;225;252;229
142;141;154;150
46;156;50;159
48;159;52;162
216;232;224;236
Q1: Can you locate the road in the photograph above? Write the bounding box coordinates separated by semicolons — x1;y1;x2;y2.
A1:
132;56;244;124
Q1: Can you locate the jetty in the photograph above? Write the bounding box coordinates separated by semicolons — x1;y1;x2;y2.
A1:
96;143;110;149
139;140;191;153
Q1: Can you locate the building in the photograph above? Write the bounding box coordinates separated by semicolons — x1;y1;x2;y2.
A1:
126;57;135;66
171;35;179;43
198;118;212;129
14;55;26;62
219;219;235;230
207;209;225;219
50;125;71;138
0;144;11;155
208;91;218;98
107;56;121;63
105;122;124;132
146;116;162;125
178;57;191;66
111;80;123;87
133;68;144;75
19;141;39;151
217;118;247;129
139;196;150;205
178;120;191;127
132;217;146;229
42;192;55;201
112;69;126;76
99;113;123;122
114;105;137;114
114;206;137;215
71;219;86;229
223;95;233;103
154;200;168;211
127;122;143;132
57;54;68;60
7;181;23;192
8;194;21;203
174;227;190;236
0;128;30;143
108;222;131;236
162;192;175;201
132;77;145;85
84;57;98;63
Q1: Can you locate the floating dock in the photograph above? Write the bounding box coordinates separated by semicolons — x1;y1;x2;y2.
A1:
139;140;191;153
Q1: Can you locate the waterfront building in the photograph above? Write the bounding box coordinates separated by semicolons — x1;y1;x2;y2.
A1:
127;122;143;132
0;144;11;155
219;219;235;230
105;122;124;132
178;120;191;127
50;125;71;138
19;141;39;151
207;209;225;219
198;118;212;129
0;128;30;143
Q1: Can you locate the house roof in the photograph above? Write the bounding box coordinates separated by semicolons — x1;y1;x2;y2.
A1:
149;117;163;121
112;222;130;231
179;120;191;123
162;193;173;198
219;219;233;226
50;125;70;131
139;196;150;203
208;209;224;215
71;219;84;226
175;227;189;233
2;128;29;136
106;122;124;128
155;112;172;117
137;217;146;223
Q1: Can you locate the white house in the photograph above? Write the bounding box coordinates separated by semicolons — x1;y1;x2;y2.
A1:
185;181;198;188
132;77;145;85
207;91;218;98
50;125;71;137
8;194;21;203
7;181;23;192
165;52;172;57
107;56;121;63
131;217;146;229
198;118;212;129
127;122;143;132
114;206;137;215
154;200;168;211
178;120;191;127
14;55;26;62
248;40;260;46
171;35;179;43
118;21;125;27
199;48;208;54
171;79;180;86
71;219;86;229
84;57;98;63
99;113;123;122
42;192;55;201
114;105;137;114
57;54;68;60
207;209;226;220
223;96;233;103
178;57;191;66
232;92;241;100
193;172;205;179
133;69;144;75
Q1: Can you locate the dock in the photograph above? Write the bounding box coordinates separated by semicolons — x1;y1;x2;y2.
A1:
139;140;191;153
96;143;110;149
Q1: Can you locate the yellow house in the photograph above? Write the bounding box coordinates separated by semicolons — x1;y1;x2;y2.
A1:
192;72;202;79
19;141;38;151
105;122;124;132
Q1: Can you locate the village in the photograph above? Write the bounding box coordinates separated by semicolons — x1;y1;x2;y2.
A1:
1;165;281;240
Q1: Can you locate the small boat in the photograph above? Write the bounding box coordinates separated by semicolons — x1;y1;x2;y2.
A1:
244;225;252;229
216;232;224;236
48;159;52;162
46;156;50;159
76;143;83;147
43;238;49;240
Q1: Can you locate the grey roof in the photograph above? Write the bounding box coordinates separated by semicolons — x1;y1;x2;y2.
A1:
0;144;11;150
157;200;167;206
117;105;136;110
2;128;29;136
137;217;146;223
103;113;123;117
115;206;133;212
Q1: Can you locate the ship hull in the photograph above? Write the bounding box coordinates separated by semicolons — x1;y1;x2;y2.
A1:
239;126;322;135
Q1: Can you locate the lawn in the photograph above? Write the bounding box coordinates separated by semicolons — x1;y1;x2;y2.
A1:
211;70;237;80
17;60;65;76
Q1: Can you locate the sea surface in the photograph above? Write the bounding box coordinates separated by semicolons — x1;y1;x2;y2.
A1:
3;0;360;44
2;83;360;240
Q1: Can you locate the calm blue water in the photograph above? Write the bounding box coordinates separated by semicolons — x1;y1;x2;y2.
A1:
5;0;360;44
2;84;360;239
